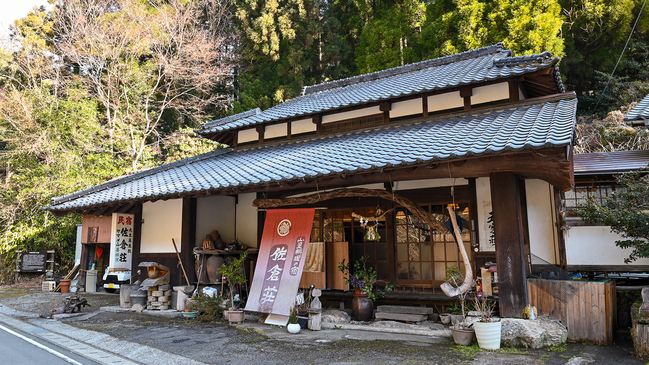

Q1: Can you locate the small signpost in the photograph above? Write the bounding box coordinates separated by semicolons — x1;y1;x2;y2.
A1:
15;250;55;282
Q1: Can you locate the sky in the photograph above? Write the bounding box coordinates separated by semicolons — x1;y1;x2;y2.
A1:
0;0;51;39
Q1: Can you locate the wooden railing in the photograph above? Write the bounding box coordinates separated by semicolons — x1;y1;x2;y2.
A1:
527;278;616;345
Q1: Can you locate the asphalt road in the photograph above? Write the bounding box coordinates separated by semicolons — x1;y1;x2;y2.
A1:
0;323;101;365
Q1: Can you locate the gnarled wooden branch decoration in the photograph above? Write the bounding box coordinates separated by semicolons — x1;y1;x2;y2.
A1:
440;205;473;298
253;188;446;232
351;209;394;223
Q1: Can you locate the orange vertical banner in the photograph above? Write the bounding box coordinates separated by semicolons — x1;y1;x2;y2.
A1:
245;208;315;316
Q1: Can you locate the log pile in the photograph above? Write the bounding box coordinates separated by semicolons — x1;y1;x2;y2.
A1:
147;284;172;310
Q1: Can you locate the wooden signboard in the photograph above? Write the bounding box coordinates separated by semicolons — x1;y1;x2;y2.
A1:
19;251;48;272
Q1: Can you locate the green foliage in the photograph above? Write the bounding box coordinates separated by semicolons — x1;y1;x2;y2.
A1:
190;295;225;321
217;251;248;309
419;0;564;60
578;169;649;263
0;0;233;281
289;306;298;324
233;0;323;110
560;0;638;97
338;255;393;301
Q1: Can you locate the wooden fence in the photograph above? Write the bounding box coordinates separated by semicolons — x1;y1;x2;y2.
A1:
527;278;616;345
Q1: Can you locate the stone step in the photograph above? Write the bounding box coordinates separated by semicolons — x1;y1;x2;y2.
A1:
374;312;427;322
376;305;433;315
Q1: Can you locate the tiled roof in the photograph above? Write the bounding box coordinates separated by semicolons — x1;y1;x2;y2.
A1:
47;97;577;212
624;94;649;121
199;43;563;135
574;150;649;175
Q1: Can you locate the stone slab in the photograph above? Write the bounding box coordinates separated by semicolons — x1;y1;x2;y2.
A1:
376;305;433;315
375;312;427;322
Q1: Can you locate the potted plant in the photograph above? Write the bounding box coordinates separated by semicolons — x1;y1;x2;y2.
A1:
338;255;393;321
287;306;301;334
472;295;501;350
217;251;248;324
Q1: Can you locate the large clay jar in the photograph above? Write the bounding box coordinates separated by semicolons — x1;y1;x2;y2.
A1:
352;292;373;321
206;255;225;283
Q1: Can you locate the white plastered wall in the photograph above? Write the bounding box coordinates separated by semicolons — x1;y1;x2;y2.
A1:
322;106;381;124
525;179;559;265
472;82;509;104
238;128;258;144
428;91;463;112
265;123;287;139
390;98;422;118
292;118;316;134
195;196;236;246
475;177;494;252
141;199;183;253
236;193;259;248
565;226;649;267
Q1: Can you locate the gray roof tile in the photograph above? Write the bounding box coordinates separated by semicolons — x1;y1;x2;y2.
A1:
47;97;577;212
625;94;649;121
199;44;562;135
574;150;649;174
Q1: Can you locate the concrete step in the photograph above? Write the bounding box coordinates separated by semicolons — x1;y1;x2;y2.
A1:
376;305;433;315
374;312;427;322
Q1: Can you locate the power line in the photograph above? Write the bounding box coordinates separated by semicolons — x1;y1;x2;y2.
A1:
594;0;647;112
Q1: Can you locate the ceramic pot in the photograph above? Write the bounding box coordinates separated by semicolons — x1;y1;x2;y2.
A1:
287;323;301;334
474;321;502;350
352;293;373;321
450;326;475;346
60;279;71;294
450;314;464;325
440;314;451;325
206;255;224;283
183;310;199;319
227;310;245;324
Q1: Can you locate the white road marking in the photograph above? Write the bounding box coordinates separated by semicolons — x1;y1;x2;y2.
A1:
0;324;84;365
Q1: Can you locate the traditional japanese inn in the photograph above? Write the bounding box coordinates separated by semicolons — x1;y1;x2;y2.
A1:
46;43;581;319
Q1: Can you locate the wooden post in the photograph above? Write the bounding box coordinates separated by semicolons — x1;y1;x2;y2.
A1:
489;172;528;317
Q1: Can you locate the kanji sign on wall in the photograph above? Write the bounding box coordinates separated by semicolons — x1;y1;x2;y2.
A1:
245;208;315;317
110;213;134;270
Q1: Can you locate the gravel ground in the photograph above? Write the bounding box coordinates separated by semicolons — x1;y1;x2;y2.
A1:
0;287;644;365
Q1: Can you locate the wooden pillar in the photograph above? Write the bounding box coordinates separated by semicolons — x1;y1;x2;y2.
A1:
489;172;528;317
131;202;143;283
181;197;196;283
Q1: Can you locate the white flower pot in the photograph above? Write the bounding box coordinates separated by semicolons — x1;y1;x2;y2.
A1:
473;321;502;350
287;323;301;334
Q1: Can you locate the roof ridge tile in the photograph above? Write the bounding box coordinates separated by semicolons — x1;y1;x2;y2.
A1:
303;43;506;95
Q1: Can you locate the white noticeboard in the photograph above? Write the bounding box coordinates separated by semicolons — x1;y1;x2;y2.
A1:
110;213;135;270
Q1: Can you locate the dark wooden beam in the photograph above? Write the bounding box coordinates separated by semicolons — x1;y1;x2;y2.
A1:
287;119;292;140
93;205;112;217
313;114;323;135
131;203;143;282
490;172;528;318
256;125;264;144
181;197;196;284
508;80;519;103
116;203;134;213
554;187;568;270
422;95;428;117
461;86;472;111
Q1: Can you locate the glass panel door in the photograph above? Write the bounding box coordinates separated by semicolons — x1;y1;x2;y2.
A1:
395;203;472;286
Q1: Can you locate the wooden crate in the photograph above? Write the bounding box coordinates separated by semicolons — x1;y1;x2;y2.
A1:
527;278;616;345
